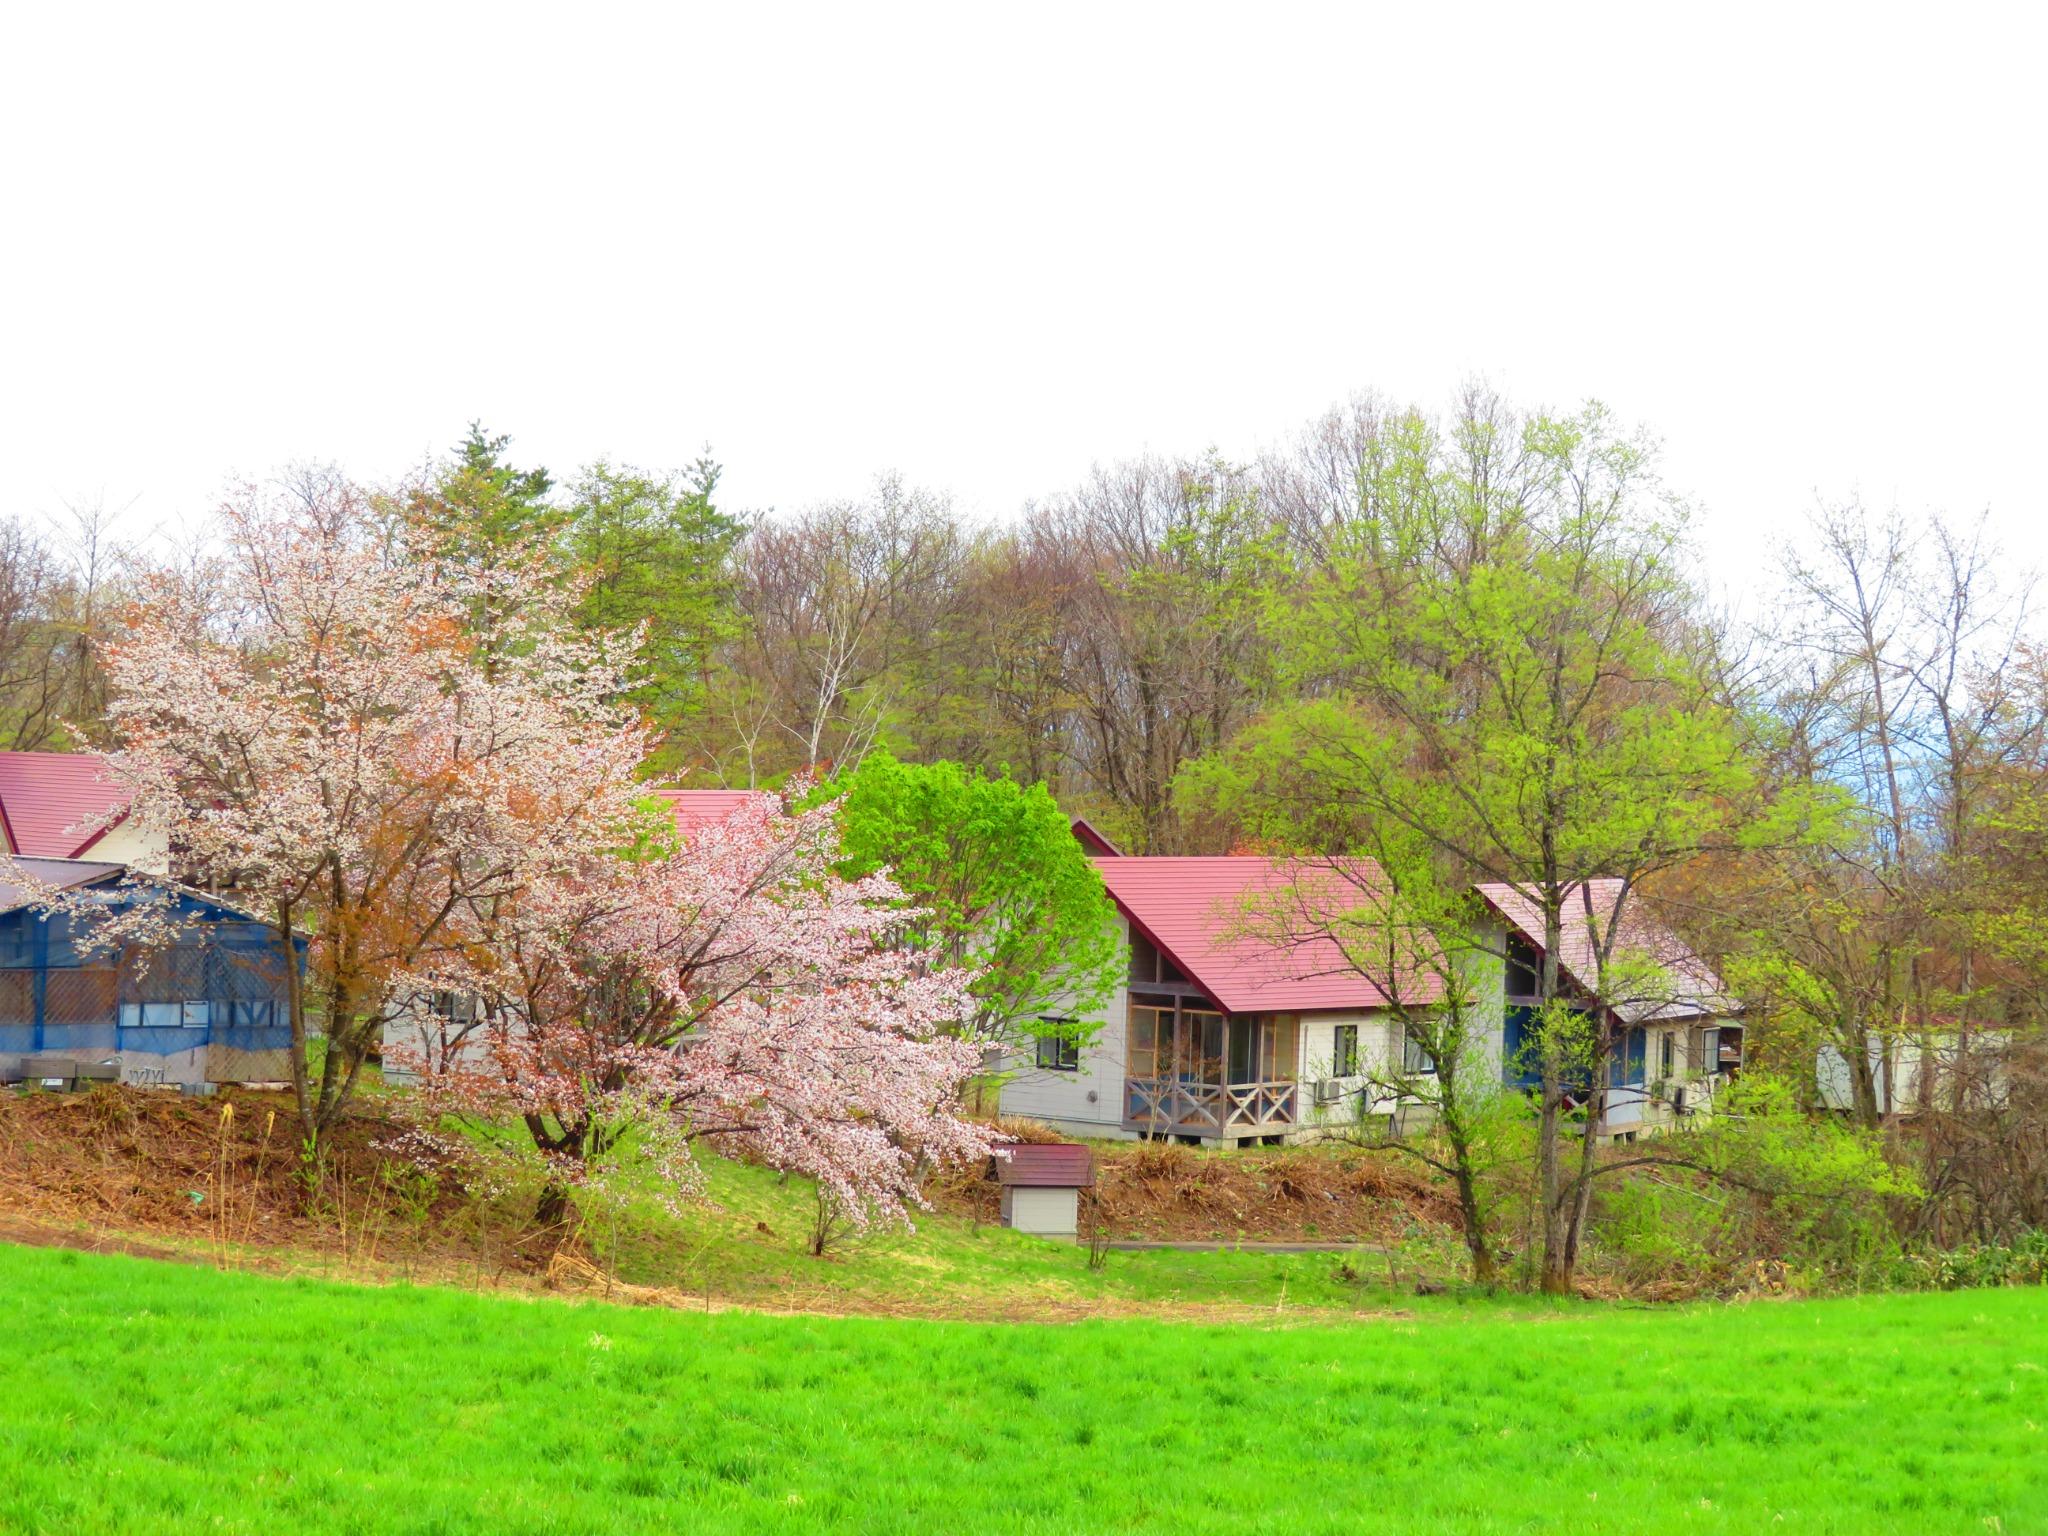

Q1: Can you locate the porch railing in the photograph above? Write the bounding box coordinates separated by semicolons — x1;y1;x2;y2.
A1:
1123;1076;1298;1137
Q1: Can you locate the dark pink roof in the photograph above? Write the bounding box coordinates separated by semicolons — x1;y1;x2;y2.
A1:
1068;817;1123;856
1094;856;1443;1015
994;1143;1094;1188
657;789;762;839
0;752;134;858
1476;879;1732;1024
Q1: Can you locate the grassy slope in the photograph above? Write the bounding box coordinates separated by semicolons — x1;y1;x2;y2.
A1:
587;1150;1440;1318
3;1246;2042;1536
0;1088;1461;1318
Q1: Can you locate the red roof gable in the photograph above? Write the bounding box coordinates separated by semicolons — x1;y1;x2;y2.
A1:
1094;856;1444;1015
1068;817;1122;857
1475;879;1733;1024
0;752;134;858
657;789;763;839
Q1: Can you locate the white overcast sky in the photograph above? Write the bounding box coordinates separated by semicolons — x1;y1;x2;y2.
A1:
3;3;2043;591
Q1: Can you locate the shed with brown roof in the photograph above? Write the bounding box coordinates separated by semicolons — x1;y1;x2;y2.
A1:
991;1142;1094;1240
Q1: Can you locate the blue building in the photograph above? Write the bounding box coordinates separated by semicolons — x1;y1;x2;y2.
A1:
0;858;298;1089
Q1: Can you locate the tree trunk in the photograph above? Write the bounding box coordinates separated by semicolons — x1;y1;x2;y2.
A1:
279;900;317;1147
1450;1161;1495;1285
1537;889;1572;1295
1845;1020;1881;1130
533;1182;577;1232
1561;1072;1607;1281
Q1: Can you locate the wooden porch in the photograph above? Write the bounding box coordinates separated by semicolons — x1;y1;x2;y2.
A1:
1123;1075;1299;1137
1120;989;1301;1140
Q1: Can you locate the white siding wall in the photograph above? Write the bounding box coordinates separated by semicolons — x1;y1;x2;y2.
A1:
1463;918;1509;1081
1000;1185;1080;1238
997;913;1133;1139
1295;1009;1403;1130
91;820;170;875
1817;1036;1941;1115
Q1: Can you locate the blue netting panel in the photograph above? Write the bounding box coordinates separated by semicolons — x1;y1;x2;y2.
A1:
0;970;29;1034
0;919;296;1058
208;942;293;1052
41;1022;120;1053
107;1024;196;1056
45;967;118;1028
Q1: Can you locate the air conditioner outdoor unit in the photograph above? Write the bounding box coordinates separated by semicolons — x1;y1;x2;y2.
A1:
1313;1079;1348;1106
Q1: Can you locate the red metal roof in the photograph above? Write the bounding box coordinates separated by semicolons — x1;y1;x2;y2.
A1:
994;1143;1094;1188
1475;879;1733;1024
1093;856;1444;1015
0;752;134;858
657;789;763;839
1068;817;1122;856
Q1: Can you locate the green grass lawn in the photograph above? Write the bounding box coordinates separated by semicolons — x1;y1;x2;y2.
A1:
2;1245;2042;1535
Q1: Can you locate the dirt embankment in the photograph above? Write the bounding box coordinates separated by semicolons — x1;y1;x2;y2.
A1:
0;1085;484;1265
2;1089;1462;1259
936;1123;1462;1243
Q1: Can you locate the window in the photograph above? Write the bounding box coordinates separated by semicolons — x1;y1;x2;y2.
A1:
1185;1008;1226;1083
1126;932;1188;987
1034;1019;1080;1071
1259;1013;1298;1083
1504;938;1540;999
1126;1002;1168;1078
1659;1030;1676;1081
1332;1024;1359;1078
1402;1024;1436;1074
119;1002;191;1028
430;991;476;1025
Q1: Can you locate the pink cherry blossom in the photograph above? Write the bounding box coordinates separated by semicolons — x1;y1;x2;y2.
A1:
394;788;998;1229
80;480;654;1141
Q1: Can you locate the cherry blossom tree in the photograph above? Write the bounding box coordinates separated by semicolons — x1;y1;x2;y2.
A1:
88;480;651;1149
395;790;996;1231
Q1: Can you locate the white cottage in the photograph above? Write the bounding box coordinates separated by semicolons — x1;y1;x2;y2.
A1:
1000;824;1741;1145
1001;827;1484;1144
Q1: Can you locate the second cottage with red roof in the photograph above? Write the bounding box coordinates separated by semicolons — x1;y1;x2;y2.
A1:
999;819;1742;1146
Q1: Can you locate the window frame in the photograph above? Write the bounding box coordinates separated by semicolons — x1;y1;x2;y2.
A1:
1504;937;1541;1001
1034;1017;1081;1072
1401;1023;1436;1075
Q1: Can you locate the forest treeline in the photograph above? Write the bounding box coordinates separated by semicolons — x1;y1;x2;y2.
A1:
9;389;2045;1248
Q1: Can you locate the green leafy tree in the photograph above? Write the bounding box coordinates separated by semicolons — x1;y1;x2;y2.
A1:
1192;398;1833;1292
387;425;568;667
825;751;1120;1064
1225;823;1526;1285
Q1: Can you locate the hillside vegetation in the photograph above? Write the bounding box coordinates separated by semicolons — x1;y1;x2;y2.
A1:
0;1086;1468;1320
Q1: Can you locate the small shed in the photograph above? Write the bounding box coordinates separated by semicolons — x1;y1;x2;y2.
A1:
992;1143;1095;1240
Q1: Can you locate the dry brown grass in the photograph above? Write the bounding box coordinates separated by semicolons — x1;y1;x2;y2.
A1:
0;1087;1464;1322
934;1124;1461;1241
